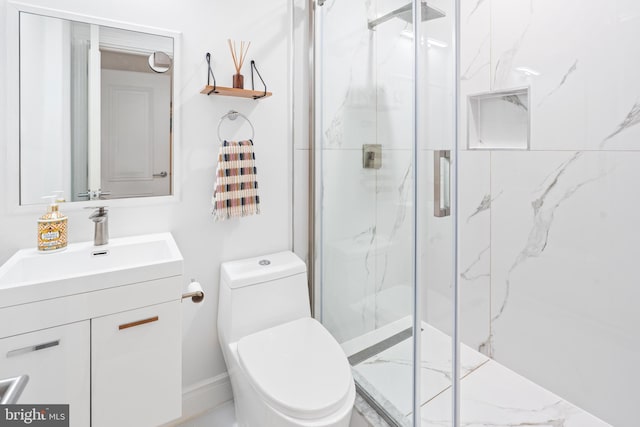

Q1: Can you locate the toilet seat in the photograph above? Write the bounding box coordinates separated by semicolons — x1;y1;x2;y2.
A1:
237;317;353;420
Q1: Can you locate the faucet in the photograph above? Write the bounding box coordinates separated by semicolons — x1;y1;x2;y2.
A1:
0;375;29;404
89;207;109;246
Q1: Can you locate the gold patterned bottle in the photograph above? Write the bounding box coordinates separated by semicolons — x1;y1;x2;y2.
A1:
37;196;68;252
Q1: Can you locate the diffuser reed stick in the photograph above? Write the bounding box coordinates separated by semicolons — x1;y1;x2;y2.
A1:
228;39;251;88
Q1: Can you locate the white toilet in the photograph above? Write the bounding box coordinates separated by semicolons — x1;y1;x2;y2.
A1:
218;251;355;427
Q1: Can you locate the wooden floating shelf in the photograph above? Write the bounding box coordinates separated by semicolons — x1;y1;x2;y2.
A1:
200;85;272;99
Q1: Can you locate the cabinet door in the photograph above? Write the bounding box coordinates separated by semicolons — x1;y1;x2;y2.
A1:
0;321;90;427
91;300;181;427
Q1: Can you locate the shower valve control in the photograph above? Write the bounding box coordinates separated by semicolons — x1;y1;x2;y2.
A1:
363;144;382;169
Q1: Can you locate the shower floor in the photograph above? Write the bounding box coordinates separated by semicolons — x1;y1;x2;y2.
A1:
344;318;611;427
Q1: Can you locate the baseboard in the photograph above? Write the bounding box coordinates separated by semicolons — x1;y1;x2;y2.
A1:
163;373;233;426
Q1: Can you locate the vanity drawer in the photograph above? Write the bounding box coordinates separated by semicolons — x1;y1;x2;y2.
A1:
0;321;90;427
91;300;181;427
0;276;181;339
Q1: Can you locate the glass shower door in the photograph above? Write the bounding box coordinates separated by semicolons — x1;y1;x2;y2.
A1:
315;0;419;425
414;0;460;425
314;1;457;426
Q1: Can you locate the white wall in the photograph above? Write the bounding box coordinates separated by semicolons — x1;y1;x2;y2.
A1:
1;0;296;417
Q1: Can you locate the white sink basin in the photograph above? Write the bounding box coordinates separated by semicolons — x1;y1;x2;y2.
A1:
0;233;183;308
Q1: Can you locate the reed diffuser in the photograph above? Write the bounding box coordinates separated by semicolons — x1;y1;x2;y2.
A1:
227;39;251;89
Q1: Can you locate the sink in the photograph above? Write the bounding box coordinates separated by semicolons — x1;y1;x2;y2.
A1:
0;375;29;404
0;233;183;308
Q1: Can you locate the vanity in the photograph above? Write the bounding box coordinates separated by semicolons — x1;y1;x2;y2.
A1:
0;233;184;427
1;2;185;424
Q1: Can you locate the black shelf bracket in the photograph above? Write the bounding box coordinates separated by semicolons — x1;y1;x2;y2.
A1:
206;52;218;95
250;60;268;99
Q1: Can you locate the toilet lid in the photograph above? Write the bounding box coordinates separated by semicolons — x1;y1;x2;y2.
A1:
237;318;353;420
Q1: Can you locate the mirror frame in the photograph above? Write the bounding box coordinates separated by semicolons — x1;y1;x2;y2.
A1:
5;2;182;213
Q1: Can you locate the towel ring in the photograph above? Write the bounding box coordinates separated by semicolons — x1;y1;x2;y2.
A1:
217;110;255;143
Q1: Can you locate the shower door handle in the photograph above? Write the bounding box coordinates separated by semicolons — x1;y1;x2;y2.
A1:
434;150;450;217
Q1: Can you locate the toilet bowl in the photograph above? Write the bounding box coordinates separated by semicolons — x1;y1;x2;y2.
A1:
218;251;355;427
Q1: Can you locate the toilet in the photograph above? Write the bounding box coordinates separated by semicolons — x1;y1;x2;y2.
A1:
218;251;355;427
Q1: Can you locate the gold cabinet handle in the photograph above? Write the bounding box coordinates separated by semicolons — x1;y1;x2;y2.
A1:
118;316;159;331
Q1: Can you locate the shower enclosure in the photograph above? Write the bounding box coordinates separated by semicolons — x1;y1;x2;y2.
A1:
313;0;457;425
311;0;637;426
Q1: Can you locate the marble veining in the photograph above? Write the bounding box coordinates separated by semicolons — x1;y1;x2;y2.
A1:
358;225;377;282
487;152;609;357
355;322;609;426
421;360;611;427
601;99;640;146
493;152;580;322
324;84;378;149
426;400;590;427
539;60;578;106
467;0;487;20
467;191;502;223
462;61;490;82
493;24;530;88
362;357;453;381
460;246;490;282
502;94;528;111
376;164;412;325
468;194;491;221
324;109;345;148
353;322;488;418
343;225;378;333
462;35;490;81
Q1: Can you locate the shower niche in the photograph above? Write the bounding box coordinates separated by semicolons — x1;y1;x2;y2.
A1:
467;87;530;150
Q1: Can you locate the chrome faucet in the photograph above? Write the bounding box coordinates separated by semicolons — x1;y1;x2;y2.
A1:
89;207;109;246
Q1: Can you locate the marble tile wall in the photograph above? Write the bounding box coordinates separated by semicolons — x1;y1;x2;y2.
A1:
460;1;640;425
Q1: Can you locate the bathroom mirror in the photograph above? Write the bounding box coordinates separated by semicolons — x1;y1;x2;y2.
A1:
18;11;176;205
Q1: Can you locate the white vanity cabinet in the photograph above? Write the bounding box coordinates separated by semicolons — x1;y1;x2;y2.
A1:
0;233;185;427
91;301;181;427
0;321;91;427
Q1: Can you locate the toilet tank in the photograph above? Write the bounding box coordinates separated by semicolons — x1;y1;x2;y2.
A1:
218;251;311;344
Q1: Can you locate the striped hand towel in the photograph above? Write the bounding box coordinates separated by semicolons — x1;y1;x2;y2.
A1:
212;140;260;220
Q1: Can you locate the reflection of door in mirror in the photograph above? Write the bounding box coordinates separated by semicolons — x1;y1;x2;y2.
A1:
100;51;171;199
